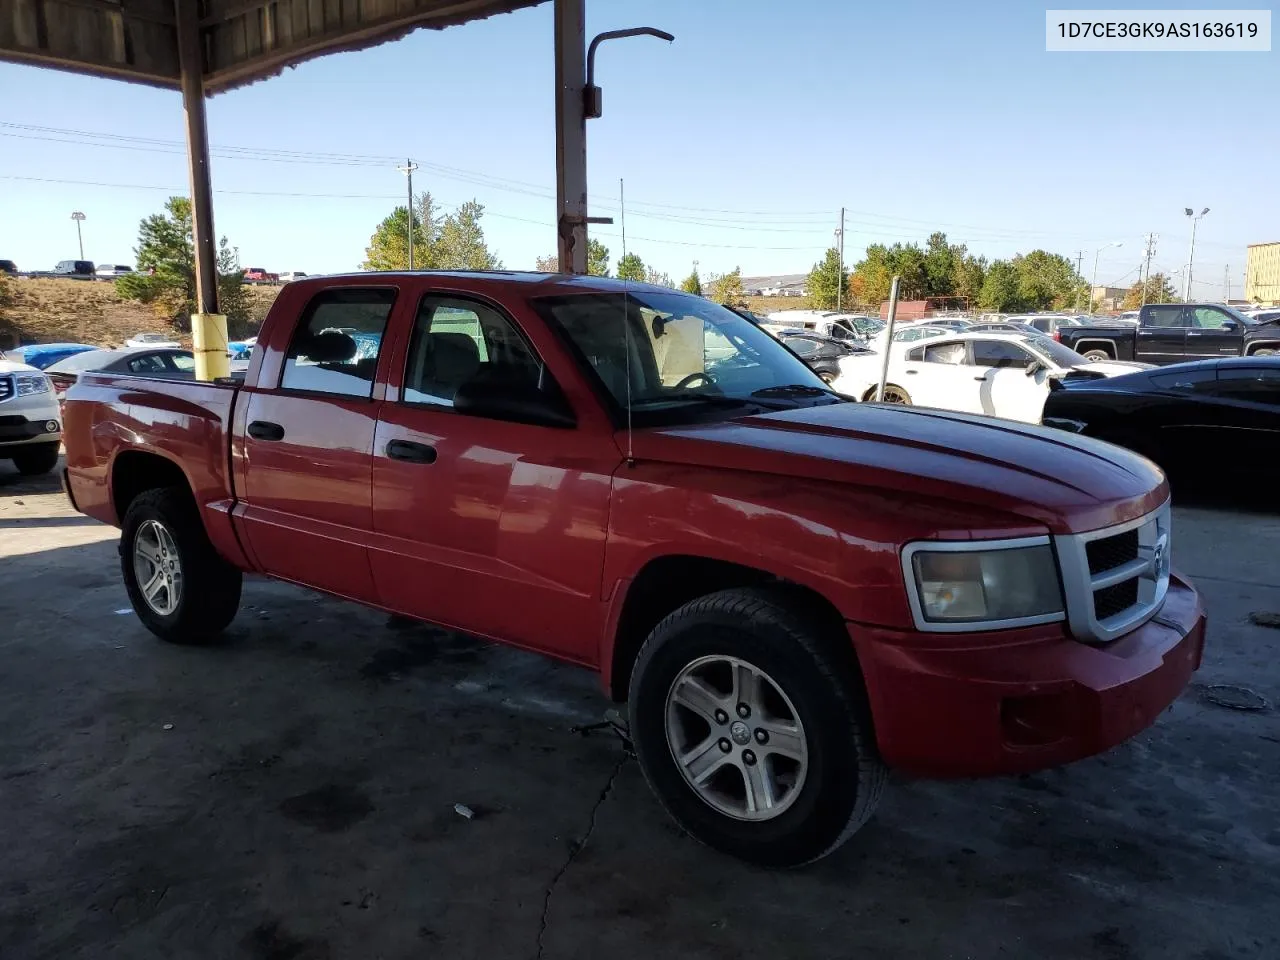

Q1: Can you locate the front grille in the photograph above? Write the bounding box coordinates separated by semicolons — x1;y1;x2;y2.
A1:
1055;502;1172;643
0;376;12;402
1086;529;1139;575
1093;580;1139;620
0;415;25;426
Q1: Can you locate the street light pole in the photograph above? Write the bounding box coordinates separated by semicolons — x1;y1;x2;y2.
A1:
71;211;86;260
1090;241;1123;314
1183;207;1209;300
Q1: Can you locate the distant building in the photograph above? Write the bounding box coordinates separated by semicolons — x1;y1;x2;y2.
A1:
1090;286;1129;311
1246;242;1280;304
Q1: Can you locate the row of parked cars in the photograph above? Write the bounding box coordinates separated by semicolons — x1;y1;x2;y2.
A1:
740;305;1278;490
0;260;309;283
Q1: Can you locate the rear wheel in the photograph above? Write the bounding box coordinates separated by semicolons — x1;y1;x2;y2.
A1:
120;487;242;644
10;443;59;475
1251;348;1276;357
1081;349;1112;362
818;370;836;384
628;588;886;867
865;384;911;404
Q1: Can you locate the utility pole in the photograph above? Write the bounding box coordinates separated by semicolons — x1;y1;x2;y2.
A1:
1073;250;1085;312
1224;264;1231;302
398;159;419;270
836;207;845;312
1140;233;1158;307
70;211;86;260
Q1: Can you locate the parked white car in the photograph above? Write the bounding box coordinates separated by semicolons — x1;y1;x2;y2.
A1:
124;332;182;349
0;358;62;475
831;331;1151;423
96;264;134;279
278;271;309;283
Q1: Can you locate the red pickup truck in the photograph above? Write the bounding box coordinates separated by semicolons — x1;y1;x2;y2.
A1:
61;271;1206;866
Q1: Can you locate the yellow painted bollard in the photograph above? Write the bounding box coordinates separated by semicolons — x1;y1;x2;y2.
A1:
191;313;230;381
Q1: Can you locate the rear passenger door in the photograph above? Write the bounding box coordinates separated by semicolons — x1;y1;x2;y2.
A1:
1137;305;1187;364
236;287;397;600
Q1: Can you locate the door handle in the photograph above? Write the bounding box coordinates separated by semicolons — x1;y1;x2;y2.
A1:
386;439;437;464
247;420;285;441
905;369;917;374
973;375;987;381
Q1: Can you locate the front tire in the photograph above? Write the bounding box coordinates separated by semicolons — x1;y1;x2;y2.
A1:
628;588;886;867
10;443;59;475
120;487;242;644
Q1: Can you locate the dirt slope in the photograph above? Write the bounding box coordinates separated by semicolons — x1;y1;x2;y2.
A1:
0;277;279;351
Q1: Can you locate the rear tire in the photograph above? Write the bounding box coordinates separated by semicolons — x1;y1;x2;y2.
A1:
1081;349;1112;362
865;384;911;404
1251;348;1276;357
11;443;59;476
120;487;242;644
628;588;886;867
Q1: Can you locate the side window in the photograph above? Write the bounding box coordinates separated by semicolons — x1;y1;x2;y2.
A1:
1212;366;1280;405
170;354;195;373
1190;307;1233;329
1144;306;1185;328
1150;368;1217;391
905;345;925;362
127;354;167;373
404;296;544;406
921;341;968;365
280;288;395;398
972;340;1031;369
786;338;819;357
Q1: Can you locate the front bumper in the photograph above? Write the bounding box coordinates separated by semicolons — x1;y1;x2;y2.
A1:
851;571;1205;777
0;414;62;448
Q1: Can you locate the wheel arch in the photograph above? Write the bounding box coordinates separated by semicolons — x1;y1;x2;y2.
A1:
109;448;196;524
1073;338;1118;358
1245;340;1280;356
603;554;853;704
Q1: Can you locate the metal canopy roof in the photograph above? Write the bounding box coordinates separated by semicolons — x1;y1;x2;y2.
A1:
0;0;544;93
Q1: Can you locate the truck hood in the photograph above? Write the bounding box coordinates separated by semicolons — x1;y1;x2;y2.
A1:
632;402;1166;535
0;359;41;375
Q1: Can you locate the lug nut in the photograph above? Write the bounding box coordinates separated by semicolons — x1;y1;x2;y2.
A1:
736;703;750;719
754;729;768;744
718;738;732;753
742;750;757;766
714;709;729;724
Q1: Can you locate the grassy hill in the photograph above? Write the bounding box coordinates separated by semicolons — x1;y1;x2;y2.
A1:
0;277;280;352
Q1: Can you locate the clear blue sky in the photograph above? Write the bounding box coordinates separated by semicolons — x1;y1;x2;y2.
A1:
1;0;1275;298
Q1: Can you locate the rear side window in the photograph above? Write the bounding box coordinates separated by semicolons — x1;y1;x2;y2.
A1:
127;354;167;374
1212;366;1280;406
280;288;396;398
922;342;967;365
1144;305;1185;328
403;295;544;407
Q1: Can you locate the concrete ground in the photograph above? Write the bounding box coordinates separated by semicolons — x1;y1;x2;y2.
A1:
1;460;1278;960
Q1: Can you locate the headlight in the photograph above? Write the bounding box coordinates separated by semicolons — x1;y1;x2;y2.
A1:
14;373;51;396
902;538;1065;631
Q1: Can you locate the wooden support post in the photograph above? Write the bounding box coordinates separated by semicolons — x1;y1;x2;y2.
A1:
554;0;588;274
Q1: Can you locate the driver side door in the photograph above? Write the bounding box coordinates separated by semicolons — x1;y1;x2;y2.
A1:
972;339;1049;422
1185;305;1243;360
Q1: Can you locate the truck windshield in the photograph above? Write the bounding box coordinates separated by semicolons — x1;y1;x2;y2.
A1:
534;290;843;424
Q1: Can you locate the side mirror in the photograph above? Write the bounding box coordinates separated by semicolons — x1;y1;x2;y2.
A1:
1221;320;1239;332
453;378;576;429
1025;360;1043;376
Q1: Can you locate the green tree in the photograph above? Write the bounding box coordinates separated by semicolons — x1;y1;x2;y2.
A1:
362;192;444;270
645;267;673;288
1122;273;1179;308
535;253;559;272
680;267;703;295
587;238;610;277
708;267;743;304
115;196;249;333
435;200;502;270
953;253;987;307
617;252;646;281
1012;250;1082;310
978;259;1020;311
922;232;959;297
849;244;893;307
807;246;848;310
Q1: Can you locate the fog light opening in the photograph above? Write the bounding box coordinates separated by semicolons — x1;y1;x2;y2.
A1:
45;420;60;433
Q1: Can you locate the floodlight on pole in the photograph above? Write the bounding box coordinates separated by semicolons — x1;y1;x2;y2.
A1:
1183;207;1210;300
1090;241;1123;314
71;211;86;260
584;27;675;119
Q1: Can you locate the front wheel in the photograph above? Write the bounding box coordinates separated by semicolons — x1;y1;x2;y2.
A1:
628;588;886;867
10;443;60;475
120;487;242;644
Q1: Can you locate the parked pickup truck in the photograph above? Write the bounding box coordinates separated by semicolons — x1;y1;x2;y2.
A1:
61;271;1206;867
1059;302;1280;365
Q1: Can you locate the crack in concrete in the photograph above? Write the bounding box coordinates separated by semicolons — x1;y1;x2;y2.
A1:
533;751;630;960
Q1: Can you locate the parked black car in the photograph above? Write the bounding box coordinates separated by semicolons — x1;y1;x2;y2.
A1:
1059;303;1280;365
777;331;870;383
0;259;17;275
1041;356;1280;484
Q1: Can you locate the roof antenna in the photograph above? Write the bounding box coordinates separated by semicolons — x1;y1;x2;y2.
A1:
621;176;635;465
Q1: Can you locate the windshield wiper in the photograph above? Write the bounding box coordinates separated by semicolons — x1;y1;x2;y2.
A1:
629;393;753;408
750;384;837;399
